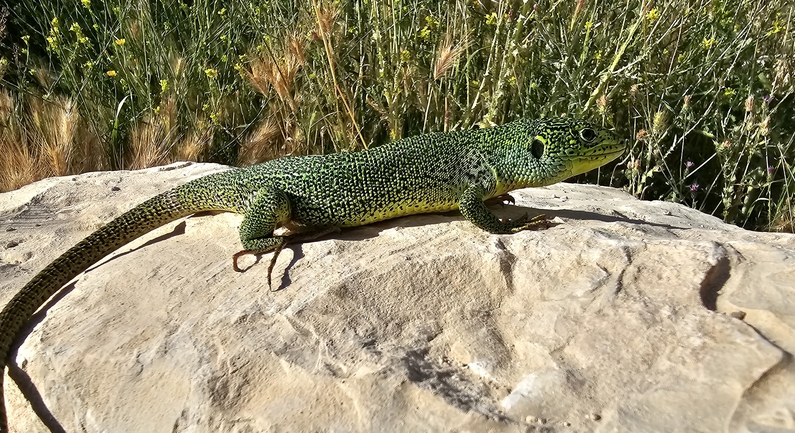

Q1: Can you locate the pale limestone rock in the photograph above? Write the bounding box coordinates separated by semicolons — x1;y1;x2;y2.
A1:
0;162;793;433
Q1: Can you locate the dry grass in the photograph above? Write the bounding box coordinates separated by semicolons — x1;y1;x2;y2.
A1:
238;117;282;166
127;115;172;170
243;34;306;112
0;92;109;191
434;33;469;80
0;92;40;191
174;129;211;163
28;96;78;177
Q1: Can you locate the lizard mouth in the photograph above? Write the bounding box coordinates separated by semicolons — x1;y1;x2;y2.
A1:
587;148;626;160
588;139;628;159
565;141;626;175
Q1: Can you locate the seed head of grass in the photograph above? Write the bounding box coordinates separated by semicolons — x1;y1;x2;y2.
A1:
128;114;173;170
434;33;469;80
238;117;282;166
243;34;306;110
28;96;79;177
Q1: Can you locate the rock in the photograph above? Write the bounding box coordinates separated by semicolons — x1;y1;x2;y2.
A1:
0;162;793;433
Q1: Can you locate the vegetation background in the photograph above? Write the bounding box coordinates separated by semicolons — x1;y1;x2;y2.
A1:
0;0;792;232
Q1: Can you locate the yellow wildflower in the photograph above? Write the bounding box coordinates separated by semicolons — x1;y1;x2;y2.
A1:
106;70;117;77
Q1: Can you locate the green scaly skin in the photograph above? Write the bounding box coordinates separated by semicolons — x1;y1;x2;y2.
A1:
0;117;624;431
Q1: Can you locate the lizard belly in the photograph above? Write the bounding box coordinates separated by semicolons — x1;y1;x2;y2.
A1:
289;187;463;228
334;199;461;227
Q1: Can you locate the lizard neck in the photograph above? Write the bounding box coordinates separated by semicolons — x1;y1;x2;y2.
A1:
474;120;569;196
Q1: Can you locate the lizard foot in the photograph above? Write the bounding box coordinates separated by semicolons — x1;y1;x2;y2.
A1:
231;242;287;291
233;226;341;290
509;214;552;232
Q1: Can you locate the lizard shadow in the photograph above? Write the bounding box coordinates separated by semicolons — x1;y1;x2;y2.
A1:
100;219;189;265
6;218;197;432
488;203;685;230
7;362;67;433
325;204;681;233
8;280;75;433
262;203;685;290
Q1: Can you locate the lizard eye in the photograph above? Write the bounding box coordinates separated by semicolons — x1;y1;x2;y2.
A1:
531;138;545;159
579;128;596;142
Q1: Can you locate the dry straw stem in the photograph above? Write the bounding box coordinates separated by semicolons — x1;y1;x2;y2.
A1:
434;33;470;80
312;0;367;149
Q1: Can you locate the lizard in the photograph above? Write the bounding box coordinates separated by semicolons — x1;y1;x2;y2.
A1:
0;117;625;431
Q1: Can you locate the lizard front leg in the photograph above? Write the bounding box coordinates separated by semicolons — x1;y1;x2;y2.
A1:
459;184;549;234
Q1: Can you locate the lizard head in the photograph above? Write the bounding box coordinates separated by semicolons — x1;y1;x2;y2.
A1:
519;118;626;186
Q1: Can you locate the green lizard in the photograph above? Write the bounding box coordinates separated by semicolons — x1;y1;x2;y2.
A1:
0;117;624;431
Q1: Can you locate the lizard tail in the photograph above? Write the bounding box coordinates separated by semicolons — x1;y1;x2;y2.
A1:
0;174;244;432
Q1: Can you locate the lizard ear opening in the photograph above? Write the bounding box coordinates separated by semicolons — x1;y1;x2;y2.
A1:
531;138;545;159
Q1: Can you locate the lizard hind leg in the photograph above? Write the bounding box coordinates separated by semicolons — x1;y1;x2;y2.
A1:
232;186;292;289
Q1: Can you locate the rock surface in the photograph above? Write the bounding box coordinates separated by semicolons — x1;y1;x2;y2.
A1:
1;162;794;433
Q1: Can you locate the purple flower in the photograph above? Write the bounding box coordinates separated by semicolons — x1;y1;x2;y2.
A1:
689;183;699;192
763;95;773;105
685;161;694;169
767;165;775;175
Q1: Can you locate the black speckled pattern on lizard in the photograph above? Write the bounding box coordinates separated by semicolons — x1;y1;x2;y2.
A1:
0;117;624;432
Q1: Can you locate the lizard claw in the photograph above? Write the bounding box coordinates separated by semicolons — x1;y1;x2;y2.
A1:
232;250;253;272
232;246;283;291
266;241;289;291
